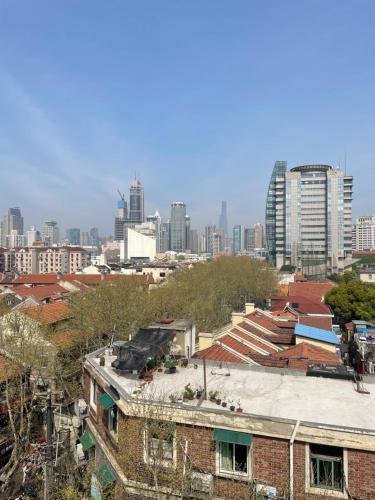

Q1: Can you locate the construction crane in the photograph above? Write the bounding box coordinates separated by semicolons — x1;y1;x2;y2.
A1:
117;189;125;201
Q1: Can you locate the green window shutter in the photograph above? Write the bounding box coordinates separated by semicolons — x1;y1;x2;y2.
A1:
214;428;252;446
96;463;116;489
79;431;95;451
98;393;115;410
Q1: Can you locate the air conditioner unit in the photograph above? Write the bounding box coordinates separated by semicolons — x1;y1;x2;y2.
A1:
256;484;277;498
190;472;213;496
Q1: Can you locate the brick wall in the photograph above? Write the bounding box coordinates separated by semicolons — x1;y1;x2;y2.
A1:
83;369;375;500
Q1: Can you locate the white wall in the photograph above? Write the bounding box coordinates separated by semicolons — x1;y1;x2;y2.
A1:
127;228;156;261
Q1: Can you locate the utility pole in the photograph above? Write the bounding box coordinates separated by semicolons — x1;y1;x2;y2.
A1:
44;391;54;500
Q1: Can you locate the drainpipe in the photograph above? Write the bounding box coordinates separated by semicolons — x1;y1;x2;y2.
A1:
289;420;300;500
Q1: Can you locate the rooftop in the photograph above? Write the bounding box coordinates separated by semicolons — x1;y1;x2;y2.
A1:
86;351;375;432
295;323;338;345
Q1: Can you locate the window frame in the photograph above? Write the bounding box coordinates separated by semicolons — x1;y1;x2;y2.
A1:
216;440;251;480
90;378;97;411
305;444;348;498
143;424;177;469
107;405;118;438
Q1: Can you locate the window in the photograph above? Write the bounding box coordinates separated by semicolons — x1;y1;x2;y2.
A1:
150;434;173;461
219;442;249;475
90;378;97;410
108;406;118;436
145;421;176;466
310;444;343;492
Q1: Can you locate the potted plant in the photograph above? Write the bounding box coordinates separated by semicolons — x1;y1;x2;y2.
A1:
164;360;177;374
215;396;222;405
229;400;235;412
169;394;178;404
99;355;105;367
209;390;219;402
144;371;153;383
221;398;227;408
236;399;243;413
184;383;195;400
195;386;204;399
181;358;188;368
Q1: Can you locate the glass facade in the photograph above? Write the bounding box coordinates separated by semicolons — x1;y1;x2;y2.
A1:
170;202;187;252
265;161;287;265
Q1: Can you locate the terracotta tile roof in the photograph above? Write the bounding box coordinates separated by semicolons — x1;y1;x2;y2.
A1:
11;274;59;285
231;326;278;354
251;342;340;370
270;296;332;316
23;302;72;325
299;315;332;331
217;335;259;357
13;284;70;301
195;344;246;364
288;281;335;302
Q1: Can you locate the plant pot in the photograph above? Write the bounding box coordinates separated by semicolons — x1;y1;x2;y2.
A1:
188;394;194;400
230;406;235;412
236;408;243;413
216;399;221;405
221;402;227;408
181;359;188;368
99;358;105;367
196;393;202;399
169;366;177;374
158;368;163;372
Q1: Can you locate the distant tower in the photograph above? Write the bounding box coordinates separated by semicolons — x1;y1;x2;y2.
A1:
265;161;287;265
128;177;144;224
3;207;24;247
41;220;60;245
218;201;228;235
114;192;128;241
170;202;187;252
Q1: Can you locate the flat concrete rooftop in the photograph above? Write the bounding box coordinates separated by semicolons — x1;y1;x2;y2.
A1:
87;351;375;432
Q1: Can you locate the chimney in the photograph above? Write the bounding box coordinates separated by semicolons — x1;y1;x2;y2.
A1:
198;332;213;351
231;312;244;325
245;303;255;315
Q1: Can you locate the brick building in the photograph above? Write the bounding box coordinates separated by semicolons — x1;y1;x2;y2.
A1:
82;346;375;499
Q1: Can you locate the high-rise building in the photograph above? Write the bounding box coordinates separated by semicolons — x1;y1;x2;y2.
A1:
41;220;60;246
244;227;255;252
2;207;24;247
268;164;353;277
8;230;25;248
190;229;199;254
128;178;144;224
66;228;81;246
114;198;128;241
233;225;245;255
170;202;186;252
204;225;216;254
185;215;191;251
90;227;100;247
147;211;162;252
265;161;288;265
254;223;264;249
218;201;228;235
352;216;375;251
27;226;40;247
160;222;170;253
212;229;225;254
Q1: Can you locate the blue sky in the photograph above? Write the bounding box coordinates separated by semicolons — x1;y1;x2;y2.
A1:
0;0;374;234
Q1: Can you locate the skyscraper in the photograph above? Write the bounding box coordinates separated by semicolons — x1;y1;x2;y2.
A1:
128;178;144;224
244;227;255;252
114;197;128;241
90;227;100;247
147;211;162;252
2;207;24;247
170;202;186;252
254;223;264;249
27;226;40;247
233;225;245;255
185;215;191;251
268;164;353;277
265;161;287;265
218;201;228;235
42;220;60;246
66;228;81;246
204;225;216;254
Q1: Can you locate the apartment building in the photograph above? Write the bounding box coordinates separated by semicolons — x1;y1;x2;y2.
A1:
82;342;375;500
352;216;375;251
4;246;89;274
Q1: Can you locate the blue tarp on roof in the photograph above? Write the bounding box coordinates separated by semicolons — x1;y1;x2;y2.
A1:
295;323;338;345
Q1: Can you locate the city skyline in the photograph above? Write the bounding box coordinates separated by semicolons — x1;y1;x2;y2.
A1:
0;1;374;232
